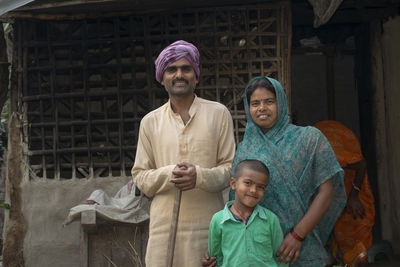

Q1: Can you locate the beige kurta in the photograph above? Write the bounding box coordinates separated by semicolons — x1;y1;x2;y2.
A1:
132;96;235;267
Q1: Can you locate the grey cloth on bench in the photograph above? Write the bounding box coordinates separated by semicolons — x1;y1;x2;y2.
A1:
65;181;150;225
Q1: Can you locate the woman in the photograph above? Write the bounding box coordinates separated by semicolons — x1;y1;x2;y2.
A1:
203;76;346;267
315;120;375;267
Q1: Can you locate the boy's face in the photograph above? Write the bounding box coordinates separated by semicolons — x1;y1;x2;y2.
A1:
230;167;268;210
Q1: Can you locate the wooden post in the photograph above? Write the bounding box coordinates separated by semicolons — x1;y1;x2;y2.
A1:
80;210;97;267
326;46;336;120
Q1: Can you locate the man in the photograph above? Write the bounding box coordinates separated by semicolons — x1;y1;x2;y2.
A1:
132;40;235;267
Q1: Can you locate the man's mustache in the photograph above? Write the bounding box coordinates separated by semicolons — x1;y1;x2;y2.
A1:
172;78;189;85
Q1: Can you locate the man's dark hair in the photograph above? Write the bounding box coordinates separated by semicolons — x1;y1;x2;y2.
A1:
234;159;269;179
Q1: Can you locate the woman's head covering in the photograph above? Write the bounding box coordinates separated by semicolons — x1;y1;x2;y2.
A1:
231;76;346;264
243;76;290;140
315;120;363;166
154;40;200;83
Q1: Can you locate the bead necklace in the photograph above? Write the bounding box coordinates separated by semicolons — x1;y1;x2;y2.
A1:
231;204;249;223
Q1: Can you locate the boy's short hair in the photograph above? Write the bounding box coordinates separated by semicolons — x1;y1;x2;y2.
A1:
234;159;269;179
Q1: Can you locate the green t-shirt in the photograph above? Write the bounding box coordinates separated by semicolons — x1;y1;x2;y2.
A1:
208;200;288;267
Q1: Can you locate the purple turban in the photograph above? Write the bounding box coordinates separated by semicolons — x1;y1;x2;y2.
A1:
154;40;200;83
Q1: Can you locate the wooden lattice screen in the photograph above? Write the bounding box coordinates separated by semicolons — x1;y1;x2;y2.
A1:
16;3;291;179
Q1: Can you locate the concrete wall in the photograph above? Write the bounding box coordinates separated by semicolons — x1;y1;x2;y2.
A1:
3;114;131;266
22;178;130;266
372;16;400;255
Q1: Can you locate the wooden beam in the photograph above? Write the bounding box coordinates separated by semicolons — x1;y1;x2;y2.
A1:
11;0;281;12
14;0;119;11
293;3;400;26
81;210;97;233
340;0;400;9
326;46;335;120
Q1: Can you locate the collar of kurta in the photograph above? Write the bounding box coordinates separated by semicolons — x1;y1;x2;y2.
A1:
166;94;200;119
220;200;268;225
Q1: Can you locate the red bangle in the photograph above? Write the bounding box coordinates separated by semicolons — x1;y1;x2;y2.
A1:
290;228;305;242
353;252;368;266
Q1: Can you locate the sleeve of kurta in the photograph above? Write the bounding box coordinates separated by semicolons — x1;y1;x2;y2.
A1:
196;108;235;193
271;213;288;267
208;214;224;266
131;118;175;198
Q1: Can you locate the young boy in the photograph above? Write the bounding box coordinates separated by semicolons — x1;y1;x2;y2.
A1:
208;159;288;267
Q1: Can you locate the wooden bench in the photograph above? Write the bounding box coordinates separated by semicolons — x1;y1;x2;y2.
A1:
80;210;149;267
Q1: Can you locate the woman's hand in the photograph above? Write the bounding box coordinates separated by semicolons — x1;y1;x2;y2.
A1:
343;159;367;220
347;191;365;219
201;251;217;267
276;232;302;264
